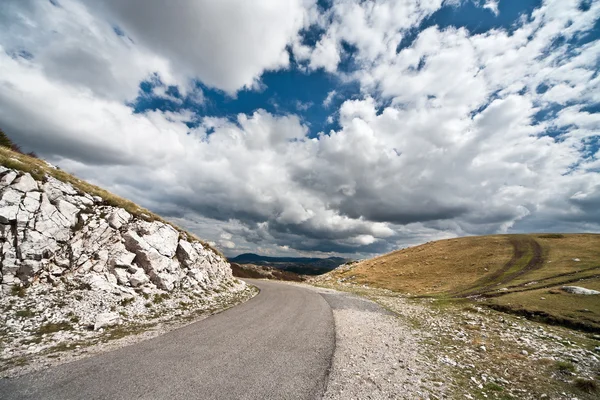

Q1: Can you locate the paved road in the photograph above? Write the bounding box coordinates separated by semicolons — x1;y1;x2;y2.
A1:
0;280;335;400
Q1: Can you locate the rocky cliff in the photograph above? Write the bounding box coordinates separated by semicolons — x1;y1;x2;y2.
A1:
0;165;250;371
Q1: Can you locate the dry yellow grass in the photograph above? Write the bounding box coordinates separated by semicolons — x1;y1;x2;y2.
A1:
334;235;515;295
328;233;600;331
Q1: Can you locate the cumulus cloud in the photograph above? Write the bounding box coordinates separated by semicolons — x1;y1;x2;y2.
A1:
85;0;317;94
0;0;599;257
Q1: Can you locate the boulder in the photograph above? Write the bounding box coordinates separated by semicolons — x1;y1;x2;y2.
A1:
123;231;150;253
11;174;38;192
129;269;149;287
56;199;79;227
0;170;17;187
561;286;600;295
176;240;199;267
94;312;120;330
106;209;132;230
108;250;136;269
137;221;179;257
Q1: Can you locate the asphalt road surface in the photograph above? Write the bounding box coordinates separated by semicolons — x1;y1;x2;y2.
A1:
0;280;335;400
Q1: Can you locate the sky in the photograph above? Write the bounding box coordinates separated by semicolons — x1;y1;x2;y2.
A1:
0;0;599;258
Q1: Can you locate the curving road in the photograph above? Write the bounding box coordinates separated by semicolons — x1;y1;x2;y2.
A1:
0;280;335;400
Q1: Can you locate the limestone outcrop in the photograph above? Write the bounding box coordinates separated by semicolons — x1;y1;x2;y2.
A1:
0;166;236;295
0;166;248;366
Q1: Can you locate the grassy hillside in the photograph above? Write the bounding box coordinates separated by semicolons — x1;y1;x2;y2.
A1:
323;234;600;331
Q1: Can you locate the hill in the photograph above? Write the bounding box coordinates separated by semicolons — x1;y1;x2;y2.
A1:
316;234;600;331
229;263;304;282
0;145;254;376
228;253;350;275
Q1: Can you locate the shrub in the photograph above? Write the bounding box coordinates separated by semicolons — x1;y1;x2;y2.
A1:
573;378;598;394
555;361;576;374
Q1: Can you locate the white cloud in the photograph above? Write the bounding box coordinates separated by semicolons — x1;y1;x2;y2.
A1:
323;90;337;107
482;0;500;16
86;0;317;94
0;0;599;257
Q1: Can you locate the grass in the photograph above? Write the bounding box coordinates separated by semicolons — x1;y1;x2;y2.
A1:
0;146;224;258
555;361;577;374
153;293;170;304
15;308;35;318
573;378;598;394
37;322;74;335
11;285;27;298
321;233;600;332
119;297;135;307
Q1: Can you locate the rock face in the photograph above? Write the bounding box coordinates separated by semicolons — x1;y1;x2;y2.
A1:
0;167;236;295
0;167;247;344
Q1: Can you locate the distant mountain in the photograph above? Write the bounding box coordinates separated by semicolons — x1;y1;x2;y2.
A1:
228;253;351;275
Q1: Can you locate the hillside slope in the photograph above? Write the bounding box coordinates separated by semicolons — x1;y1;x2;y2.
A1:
0;147;253;375
229;262;304;281
316;234;600;331
229;253;349;275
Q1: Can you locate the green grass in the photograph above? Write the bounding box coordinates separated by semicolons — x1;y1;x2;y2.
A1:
11;285;27;298
15;308;35;318
555;361;577;374
37;322;74;335
573;378;598;394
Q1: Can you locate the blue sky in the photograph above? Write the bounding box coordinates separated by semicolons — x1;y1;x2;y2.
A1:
0;0;599;257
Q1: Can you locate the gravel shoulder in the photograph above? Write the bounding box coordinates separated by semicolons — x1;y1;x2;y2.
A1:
295;281;600;400
1;284;258;378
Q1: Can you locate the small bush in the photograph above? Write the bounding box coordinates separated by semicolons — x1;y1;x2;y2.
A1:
119;297;135;307
11;285;27;298
484;382;503;392
538;233;564;239
37;322;74;335
15;308;35;318
573;378;598;394
153;293;169;304
556;361;576;374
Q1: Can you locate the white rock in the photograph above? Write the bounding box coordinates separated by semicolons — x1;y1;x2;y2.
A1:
83;274;115;292
106;209;131;230
94;312;120;330
123;231;150;253
176;240;199;267
56;199;80;227
138;221;179;257
572;258;580;262
561;286;600;295
0;170;17;187
129;269;149;287
111;268;129;285
108;251;136;269
11;174;38;192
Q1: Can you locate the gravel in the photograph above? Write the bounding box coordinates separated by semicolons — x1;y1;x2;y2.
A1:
305;280;600;400
292;284;448;400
